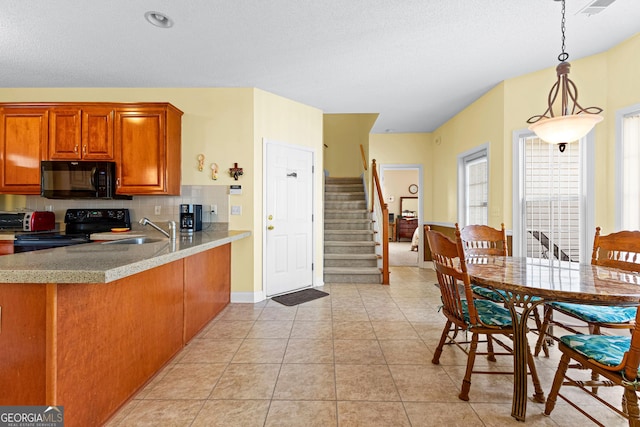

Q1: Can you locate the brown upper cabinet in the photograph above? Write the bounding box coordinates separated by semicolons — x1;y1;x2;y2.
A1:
49;106;115;160
0;107;49;194
114;104;182;195
0;102;182;196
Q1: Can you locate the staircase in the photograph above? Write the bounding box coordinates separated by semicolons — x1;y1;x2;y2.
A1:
324;177;382;284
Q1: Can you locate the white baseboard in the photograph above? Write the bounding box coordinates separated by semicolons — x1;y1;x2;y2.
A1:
231;290;265;303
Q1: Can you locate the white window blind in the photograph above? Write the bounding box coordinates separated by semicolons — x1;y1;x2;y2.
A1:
466;156;488;225
522;137;580;263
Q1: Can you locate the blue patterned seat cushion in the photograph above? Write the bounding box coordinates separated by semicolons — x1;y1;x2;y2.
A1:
550;302;637;324
461;299;512;327
472;285;541;303
560;334;632;370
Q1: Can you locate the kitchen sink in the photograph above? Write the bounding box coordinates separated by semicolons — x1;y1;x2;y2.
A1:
103;237;165;245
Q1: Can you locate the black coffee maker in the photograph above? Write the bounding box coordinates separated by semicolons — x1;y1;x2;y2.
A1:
179;204;202;233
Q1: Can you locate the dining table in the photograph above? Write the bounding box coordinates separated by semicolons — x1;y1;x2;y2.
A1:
466;256;640;422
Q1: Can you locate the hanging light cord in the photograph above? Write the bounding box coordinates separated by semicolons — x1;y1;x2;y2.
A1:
559;0;568;62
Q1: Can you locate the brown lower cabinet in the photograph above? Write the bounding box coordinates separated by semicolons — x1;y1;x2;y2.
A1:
0;244;230;427
0;241;13;255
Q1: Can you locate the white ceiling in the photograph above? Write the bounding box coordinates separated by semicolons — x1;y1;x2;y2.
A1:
2;0;639;133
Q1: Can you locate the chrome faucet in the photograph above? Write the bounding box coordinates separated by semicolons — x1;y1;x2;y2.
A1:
139;217;177;240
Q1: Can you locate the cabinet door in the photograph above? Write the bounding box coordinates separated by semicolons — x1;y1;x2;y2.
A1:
50;107;114;160
49;108;82;160
115;108;166;194
0;241;14;255
0;108;48;194
114;105;181;195
82;107;114;160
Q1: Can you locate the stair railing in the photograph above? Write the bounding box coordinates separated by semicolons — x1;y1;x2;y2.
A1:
371;159;390;284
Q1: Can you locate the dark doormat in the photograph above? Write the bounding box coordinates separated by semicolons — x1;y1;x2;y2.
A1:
271;288;329;306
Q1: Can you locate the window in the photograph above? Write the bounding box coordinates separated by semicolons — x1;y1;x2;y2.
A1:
512;130;594;264
616;104;640;230
458;144;488;226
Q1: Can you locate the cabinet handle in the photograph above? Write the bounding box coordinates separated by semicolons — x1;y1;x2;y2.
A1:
74;145;78;153
82;145;87;155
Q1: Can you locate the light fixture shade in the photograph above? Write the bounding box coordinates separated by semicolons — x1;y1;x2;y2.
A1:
528;113;603;144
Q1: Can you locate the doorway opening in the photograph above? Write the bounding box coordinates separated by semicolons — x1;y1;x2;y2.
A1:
379;165;423;267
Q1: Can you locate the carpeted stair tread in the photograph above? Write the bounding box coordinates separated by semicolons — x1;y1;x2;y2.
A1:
325;253;377;259
324;267;382;274
324;241;376;246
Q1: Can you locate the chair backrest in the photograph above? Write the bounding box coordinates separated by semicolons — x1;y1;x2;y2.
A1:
459;223;508;257
425;226;479;325
591;227;640;273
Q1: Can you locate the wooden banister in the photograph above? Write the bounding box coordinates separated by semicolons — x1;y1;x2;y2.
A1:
371;159;390;285
360;144;367;171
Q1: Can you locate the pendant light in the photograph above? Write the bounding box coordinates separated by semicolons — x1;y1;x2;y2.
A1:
527;0;603;152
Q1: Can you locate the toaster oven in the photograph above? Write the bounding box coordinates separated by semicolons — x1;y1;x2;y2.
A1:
0;211;56;231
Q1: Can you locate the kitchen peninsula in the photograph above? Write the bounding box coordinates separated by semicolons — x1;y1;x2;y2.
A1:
0;229;250;427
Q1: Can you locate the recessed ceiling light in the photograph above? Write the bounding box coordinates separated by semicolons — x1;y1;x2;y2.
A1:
144;11;174;28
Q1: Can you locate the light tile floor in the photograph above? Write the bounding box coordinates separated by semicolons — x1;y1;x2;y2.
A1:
106;266;629;426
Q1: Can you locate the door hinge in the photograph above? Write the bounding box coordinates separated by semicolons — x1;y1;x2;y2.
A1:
312;263;314;271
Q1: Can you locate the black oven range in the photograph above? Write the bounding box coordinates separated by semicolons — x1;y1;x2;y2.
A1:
13;208;131;253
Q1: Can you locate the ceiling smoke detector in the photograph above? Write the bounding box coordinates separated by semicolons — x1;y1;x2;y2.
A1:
145;11;174;28
577;0;617;16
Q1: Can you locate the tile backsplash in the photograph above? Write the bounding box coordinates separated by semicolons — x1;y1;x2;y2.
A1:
2;185;229;231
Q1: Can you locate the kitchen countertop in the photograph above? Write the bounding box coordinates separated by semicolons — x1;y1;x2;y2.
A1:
0;230;250;284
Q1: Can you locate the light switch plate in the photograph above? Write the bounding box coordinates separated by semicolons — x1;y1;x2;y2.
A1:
231;205;242;215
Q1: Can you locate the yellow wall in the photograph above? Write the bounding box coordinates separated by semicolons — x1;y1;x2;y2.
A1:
0;88;324;298
369;133;432;221
429;84;505;227
253;89;324;292
323;113;378;177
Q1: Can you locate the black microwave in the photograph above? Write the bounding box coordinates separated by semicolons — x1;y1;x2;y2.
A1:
41;161;131;199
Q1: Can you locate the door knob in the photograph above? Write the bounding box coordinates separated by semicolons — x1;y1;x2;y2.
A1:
267;225;274;230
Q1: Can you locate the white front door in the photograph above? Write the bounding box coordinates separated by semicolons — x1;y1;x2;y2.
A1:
264;140;314;297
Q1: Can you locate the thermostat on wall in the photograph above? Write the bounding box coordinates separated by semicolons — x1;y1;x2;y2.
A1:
230;185;242;195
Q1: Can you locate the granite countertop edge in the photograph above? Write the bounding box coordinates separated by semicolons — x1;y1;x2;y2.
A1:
0;230;250;284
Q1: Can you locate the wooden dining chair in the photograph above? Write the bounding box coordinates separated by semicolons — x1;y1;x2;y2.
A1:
426;226;545;402
533;227;640;358
459;223;509;301
544;305;640;425
459;223;508;257
459;223;549;357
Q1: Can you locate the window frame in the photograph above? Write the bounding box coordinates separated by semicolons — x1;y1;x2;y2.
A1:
512;129;595;264
615;103;640;230
457;143;489;227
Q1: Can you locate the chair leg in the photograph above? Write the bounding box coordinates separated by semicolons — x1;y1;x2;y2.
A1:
534;305;553;357
532;307;549;357
544;352;571;416
526;343;545;403
623;387;640;426
459;332;479;401
588;323;601;395
432;320;452;365
486;335;496;362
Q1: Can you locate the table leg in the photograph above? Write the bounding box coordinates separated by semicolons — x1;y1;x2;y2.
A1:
504;296;546;421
